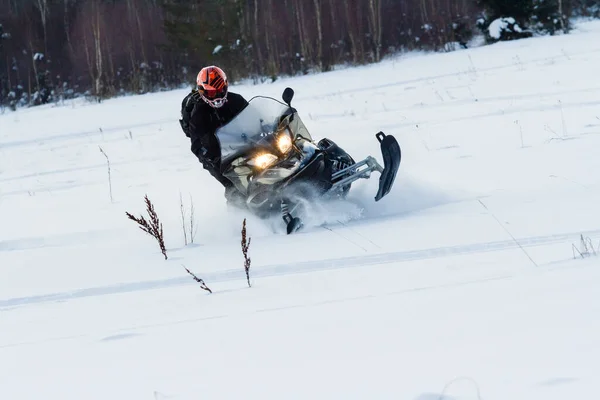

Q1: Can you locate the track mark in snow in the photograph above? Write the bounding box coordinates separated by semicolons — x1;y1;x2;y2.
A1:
0;277;512;350
0;229;600;308
294;47;600;102
1;228;598;309
257;276;509;314
0;229;117;252
0;118;174;149
538;377;578;387
0;164;106;183
1;229;597;307
0;334;88;350
0;315;228;349
100;333;141;342
257;294;377;313
415;394;458;400
380;99;600;132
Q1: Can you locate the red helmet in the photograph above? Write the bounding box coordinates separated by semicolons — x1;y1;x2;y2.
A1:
196;66;228;108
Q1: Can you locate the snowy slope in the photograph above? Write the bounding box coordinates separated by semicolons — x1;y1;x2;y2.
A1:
2;20;600;400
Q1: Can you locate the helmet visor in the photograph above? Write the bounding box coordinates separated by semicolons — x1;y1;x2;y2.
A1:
200;88;228;108
200;86;227;100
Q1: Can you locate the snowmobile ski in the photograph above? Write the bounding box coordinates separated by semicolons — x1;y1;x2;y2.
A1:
329;131;401;201
374;131;401;201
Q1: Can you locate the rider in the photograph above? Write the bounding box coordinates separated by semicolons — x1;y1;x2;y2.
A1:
179;65;249;204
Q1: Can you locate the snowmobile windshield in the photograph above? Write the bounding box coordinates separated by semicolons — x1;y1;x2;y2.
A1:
215;96;290;166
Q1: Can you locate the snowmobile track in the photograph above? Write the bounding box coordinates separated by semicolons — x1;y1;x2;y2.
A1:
2;227;599;309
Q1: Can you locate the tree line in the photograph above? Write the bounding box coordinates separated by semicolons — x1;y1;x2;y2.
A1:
0;0;598;110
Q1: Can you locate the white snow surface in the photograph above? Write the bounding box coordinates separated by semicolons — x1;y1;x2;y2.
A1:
2;19;600;400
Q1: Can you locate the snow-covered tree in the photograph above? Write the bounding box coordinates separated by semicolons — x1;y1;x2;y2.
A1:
476;0;569;43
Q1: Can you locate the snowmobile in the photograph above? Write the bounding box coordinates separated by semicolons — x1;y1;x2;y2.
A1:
215;87;401;234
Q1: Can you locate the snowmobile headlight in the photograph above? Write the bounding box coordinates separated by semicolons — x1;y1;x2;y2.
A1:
250;152;278;170
276;130;293;154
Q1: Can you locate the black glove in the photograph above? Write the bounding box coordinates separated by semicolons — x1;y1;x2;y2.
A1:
185;89;202;108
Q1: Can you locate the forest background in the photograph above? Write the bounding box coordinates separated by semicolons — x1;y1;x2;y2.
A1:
1;0;598;110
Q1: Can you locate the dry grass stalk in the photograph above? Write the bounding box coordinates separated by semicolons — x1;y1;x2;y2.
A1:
179;192;198;245
126;194;167;260
183;265;212;293
99;146;113;202
179;191;188;246
241;218;252;287
189;193;197;243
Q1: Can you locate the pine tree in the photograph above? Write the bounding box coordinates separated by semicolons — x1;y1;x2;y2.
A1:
531;0;570;34
478;0;535;24
476;0;535;42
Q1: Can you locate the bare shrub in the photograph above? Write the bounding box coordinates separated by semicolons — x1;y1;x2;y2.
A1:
126;194;167;260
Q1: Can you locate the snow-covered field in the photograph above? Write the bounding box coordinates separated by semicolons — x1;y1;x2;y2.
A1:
2;20;600;400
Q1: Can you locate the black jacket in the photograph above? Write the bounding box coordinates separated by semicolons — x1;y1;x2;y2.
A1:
180;91;249;187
